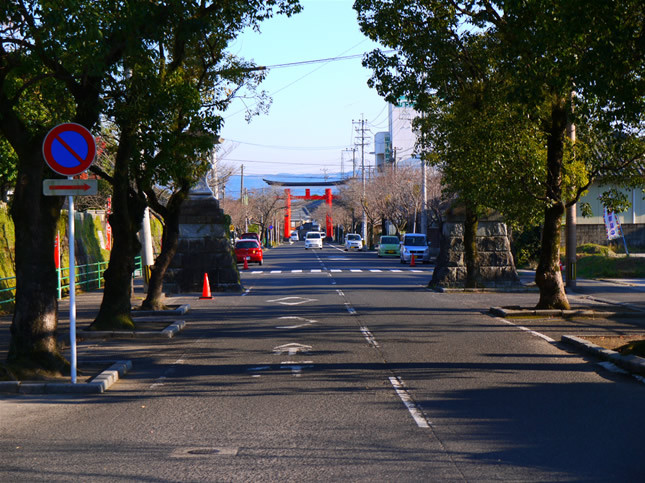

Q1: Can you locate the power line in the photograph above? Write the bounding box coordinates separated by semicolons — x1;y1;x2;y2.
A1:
225;139;352;151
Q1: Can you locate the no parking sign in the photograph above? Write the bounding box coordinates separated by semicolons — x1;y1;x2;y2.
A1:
42;122;96;385
42;123;96;176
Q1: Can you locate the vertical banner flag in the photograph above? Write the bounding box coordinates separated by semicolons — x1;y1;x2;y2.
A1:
603;207;622;240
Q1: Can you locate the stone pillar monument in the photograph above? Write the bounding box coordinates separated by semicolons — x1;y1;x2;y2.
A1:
164;178;241;293
431;208;520;289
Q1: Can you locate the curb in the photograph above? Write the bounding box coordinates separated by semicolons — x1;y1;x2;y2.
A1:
433;286;539;293
80;320;185;339
561;335;645;376
0;360;132;394
132;304;190;317
489;307;641;318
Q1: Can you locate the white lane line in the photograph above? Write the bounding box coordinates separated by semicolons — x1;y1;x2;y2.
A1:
369;269;382;273
150;375;167;388
345;303;357;315
497;318;555;343
390;269;402;273
360;326;379;348
337;289;345;296
251;271;262;274
292;269;303;273
350;269;362;273
389;377;431;428
270;270;282;274
330;269;342;273
311;269;322;273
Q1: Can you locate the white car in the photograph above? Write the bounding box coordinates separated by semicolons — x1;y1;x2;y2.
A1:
400;233;431;264
304;231;323;249
290;231;299;241
344;234;363;251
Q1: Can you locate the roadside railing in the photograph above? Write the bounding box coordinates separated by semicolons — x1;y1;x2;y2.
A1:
0;256;142;310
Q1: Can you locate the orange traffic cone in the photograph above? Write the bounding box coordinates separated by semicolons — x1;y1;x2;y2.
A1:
410;254;416;267
243;257;249;270
199;273;213;299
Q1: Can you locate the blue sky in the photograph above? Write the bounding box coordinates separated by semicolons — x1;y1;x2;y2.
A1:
220;0;388;194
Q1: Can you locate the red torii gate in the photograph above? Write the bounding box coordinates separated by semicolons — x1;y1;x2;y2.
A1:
263;179;349;240
283;188;334;240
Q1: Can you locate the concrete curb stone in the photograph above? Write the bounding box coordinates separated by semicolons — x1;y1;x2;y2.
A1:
0;360;132;395
561;335;645;376
490;306;639;318
80;320;185;339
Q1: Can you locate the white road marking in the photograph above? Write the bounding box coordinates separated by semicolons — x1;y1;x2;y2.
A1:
241;288;251;296
360;326;379;348
389;377;431;428
267;296;317;305
280;361;314;377
336;289;345;296
350;269;362;273
292;269;303;273
345;303;357;315
497;318;555;343
275;316;317;329
370;269;382;272
330;269;342;273
273;343;312;355
311;269;322;273
270;270;282;274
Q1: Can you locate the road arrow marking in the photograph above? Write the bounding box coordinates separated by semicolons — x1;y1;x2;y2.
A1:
273;343;312;355
275;316;317;329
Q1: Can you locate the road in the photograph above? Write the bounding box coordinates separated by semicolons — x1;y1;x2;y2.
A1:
1;242;644;481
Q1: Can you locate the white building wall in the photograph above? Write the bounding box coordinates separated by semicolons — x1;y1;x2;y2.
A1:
389;101;419;167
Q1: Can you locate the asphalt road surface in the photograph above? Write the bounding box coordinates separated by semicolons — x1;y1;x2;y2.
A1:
1;241;644;481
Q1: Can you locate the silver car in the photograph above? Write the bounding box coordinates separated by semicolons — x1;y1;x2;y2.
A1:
400;233;430;264
344;234;363;251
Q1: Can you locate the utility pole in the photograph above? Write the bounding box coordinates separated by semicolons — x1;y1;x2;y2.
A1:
353;117;369;249
212;148;219;200
240;164;244;201
565;91;577;288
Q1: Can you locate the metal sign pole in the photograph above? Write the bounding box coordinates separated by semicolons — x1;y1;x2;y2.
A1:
68;184;77;384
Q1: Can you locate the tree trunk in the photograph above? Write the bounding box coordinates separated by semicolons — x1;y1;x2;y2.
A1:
141;189;188;310
535;100;570;310
7;142;68;376
90;131;146;330
463;206;479;288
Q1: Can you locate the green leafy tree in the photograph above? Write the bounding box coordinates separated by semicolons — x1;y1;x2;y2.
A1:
355;0;644;307
0;0;301;376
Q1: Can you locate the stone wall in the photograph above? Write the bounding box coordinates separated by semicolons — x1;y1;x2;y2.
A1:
164;194;241;293
560;224;645;248
431;220;520;288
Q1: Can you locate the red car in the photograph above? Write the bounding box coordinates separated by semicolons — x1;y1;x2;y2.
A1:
235;239;263;265
239;232;261;242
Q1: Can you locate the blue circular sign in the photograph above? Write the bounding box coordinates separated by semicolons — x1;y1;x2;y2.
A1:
43;123;96;176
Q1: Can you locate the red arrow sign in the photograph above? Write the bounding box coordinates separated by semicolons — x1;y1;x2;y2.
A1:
49;183;93;191
43;179;98;196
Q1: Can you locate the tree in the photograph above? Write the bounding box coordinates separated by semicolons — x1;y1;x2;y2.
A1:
248;187;285;244
355;0;644;306
1;0;301;375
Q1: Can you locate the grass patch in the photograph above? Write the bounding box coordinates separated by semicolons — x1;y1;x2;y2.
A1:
576;254;645;279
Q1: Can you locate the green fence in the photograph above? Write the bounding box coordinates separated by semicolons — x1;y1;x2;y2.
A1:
0;256;142;310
